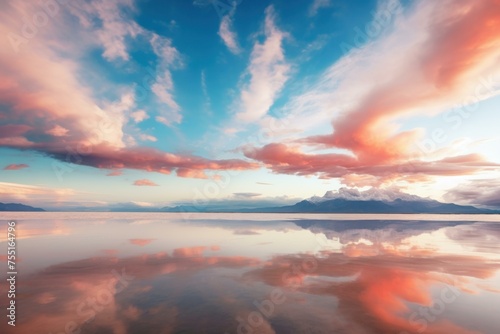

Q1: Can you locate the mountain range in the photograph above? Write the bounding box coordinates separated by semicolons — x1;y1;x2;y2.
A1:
2;188;498;213
0;202;45;211
163;188;499;214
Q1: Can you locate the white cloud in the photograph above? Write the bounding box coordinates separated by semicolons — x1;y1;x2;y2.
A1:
150;33;183;126
139;134;157;142
69;1;185;127
68;0;143;61
309;0;331;17
309;187;428;203
268;0;500;147
236;6;290;123
130;110;148;123
218;13;241;54
0;182;76;204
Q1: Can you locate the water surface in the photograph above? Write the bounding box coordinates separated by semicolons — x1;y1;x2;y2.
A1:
1;213;499;334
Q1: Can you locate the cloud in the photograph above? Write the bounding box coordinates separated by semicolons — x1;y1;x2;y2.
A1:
244;143;499;183
46;125;69;137
200;70;212;113
0;181;75;204
309;0;331;16
444;178;500;208
176;168;209;179
236;6;290;122
150;33;183;125
69;1;184;125
129;238;156;246
139;134;157;142
233;192;261;198
314;0;500;163
256;182;272;185
218;12;241;54
245;0;500;185
133;179;159;186
309;187;427;203
130;110;148;123
46;145;258;177
0;2;258;179
67;0;143;61
106;170;123;176
233;229;260;235
3;163;29;170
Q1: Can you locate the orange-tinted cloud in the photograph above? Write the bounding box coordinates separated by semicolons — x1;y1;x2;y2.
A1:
133;179;158;187
3;163;28;170
244;143;499;181
129;238;155;246
310;0;500;162
245;0;500;185
0;2;258;179
176;168;208;179
106;170;123;176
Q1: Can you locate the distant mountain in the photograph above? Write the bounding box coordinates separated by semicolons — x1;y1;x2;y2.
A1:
0;202;45;211
15;187;498;214
159;196;498;214
240;187;498;213
244;197;498;214
162;205;210;212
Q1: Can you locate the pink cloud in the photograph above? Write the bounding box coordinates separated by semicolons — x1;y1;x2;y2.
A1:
3;163;29;170
0;2;258;179
46;145;258;175
106;170;123;176
236;6;290;122
129;239;155;246
245;0;500;185
244;144;499;183
311;0;500;162
133;179;159;187
176;168;208;179
218;12;241;54
0;181;76;206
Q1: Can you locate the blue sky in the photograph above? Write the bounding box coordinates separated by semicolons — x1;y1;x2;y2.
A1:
1;0;500;210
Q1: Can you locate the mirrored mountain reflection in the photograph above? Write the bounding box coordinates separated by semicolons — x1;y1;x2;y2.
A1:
0;214;499;334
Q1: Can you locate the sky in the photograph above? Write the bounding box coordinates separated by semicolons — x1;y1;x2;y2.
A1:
0;0;500;210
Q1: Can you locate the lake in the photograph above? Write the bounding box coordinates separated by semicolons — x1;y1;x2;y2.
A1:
1;213;499;334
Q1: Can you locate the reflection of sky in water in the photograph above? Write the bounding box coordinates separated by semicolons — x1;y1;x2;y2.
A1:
0;213;499;333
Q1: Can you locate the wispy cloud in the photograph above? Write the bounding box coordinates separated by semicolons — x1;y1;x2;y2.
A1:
0;1;259;179
444;178;500;209
106;170;123;176
218;11;241;54
3;163;29;170
309;0;331;16
236;6;290;123
150;33;183;126
129;238;156;246
246;0;500;186
139;134;157;142
68;0;142;61
201;70;212;114
0;181;75;204
133;179;159;186
233;192;261;198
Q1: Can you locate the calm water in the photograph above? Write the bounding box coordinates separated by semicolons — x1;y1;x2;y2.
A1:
1;213;500;334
